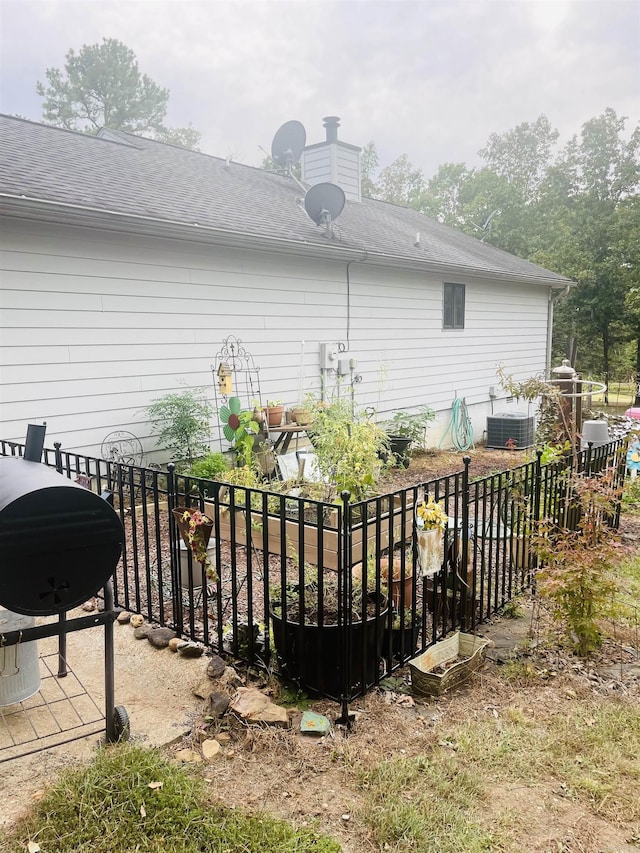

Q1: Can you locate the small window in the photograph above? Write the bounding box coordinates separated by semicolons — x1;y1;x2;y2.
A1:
443;282;465;329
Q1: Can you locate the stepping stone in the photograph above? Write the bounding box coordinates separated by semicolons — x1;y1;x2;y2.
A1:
300;710;331;735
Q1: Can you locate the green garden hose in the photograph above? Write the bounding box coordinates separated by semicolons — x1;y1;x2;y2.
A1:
439;396;475;451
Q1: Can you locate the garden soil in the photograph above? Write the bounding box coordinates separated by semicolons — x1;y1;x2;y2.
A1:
2;446;638;853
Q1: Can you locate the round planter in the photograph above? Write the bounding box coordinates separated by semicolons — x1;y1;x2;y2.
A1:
379;557;414;609
387;435;412;468
291;407;312;426
384;622;420;660
270;594;388;698
267;405;285;427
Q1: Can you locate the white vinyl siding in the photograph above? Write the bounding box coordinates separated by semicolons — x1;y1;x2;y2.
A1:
0;218;550;458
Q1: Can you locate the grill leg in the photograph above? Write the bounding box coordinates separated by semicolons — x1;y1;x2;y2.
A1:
104;581;116;742
57;612;68;677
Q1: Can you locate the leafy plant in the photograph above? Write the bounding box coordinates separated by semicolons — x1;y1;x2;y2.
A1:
146;388;213;466
184;451;230;480
384;405;435;447
533;470;620;656
308;396;388;502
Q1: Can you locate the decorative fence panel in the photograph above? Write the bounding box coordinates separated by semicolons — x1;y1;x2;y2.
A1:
1;437;627;710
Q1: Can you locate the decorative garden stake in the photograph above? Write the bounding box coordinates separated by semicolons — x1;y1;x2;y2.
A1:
172;507;216;581
415;498;448;576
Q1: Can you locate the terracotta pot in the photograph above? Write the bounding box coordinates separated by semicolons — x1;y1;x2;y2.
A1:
291;407;312;426
267;405;285;427
379;557;414;609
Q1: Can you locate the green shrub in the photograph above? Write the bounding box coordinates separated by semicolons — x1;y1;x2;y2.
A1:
146;388;213;466
185;451;230;480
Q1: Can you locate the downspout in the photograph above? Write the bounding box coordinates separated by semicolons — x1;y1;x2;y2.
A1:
546;285;571;378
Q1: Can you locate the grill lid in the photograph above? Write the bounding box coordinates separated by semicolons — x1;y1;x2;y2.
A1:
0;458;124;616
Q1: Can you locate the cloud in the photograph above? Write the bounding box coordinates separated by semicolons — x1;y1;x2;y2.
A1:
1;0;638;178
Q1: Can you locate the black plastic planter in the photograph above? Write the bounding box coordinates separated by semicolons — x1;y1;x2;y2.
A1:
387;435;412;468
384;622;421;660
270;596;388;699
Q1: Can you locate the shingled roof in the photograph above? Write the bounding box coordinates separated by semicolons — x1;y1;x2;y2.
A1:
0;114;571;286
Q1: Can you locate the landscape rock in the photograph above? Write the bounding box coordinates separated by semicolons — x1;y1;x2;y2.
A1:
204;691;230;718
147;627;178;649
300;710;331;735
177;641;205;658
174;749;202;763
219;666;244;690
168;638;182;652
230;687;289;727
202;739;222;760
116;611;131;625
134;624;153;640
130;614;145;628
206;654;226;679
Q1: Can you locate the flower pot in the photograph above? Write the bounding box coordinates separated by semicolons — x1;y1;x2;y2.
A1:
291;407;312;426
387;435;412;468
416;526;444;577
409;632;490;696
267;405;285;428
270;593;388;698
384;621;420;659
379;557;414;609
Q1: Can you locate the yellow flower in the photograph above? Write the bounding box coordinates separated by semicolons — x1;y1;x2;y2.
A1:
416;499;448;530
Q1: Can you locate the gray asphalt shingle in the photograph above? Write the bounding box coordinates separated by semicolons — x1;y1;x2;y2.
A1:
0;115;570;285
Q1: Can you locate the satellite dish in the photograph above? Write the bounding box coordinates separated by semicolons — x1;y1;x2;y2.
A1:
304;182;346;227
271;120;306;169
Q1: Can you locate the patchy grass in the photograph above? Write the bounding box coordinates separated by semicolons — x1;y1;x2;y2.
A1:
0;743;340;853
355;694;639;851
358;755;501;852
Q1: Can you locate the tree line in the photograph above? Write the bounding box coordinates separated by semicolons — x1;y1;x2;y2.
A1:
362;113;640;390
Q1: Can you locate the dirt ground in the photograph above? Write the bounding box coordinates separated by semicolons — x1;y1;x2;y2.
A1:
2;446;638;852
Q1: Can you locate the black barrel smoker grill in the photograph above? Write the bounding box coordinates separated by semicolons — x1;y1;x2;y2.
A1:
0;449;129;758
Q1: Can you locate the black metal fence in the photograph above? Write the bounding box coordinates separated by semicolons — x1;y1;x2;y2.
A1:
1;437;627;715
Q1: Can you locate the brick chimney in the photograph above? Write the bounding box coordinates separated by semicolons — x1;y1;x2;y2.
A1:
301;116;362;203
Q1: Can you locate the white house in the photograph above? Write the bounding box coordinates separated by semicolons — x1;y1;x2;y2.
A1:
0;114;572;461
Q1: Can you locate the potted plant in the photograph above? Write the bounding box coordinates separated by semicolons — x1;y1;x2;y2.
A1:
308;396;387;503
269;567;388;697
172;506;216;581
383;405;435;468
378;552;414;610
266;400;285;428
415;497;448;576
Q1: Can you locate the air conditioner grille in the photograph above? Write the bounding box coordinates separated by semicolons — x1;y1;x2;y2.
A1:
486;413;535;450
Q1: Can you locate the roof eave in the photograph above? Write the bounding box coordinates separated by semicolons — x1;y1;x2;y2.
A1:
0;194;575;288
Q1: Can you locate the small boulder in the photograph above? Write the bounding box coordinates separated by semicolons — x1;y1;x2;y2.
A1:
204;691;230;718
230;687;289;727
202;739;221;760
134;624;153;640
177;641;204;658
206;654;226;679
168;637;182;652
147;627;177;649
116;611;132;625
130;614;145;628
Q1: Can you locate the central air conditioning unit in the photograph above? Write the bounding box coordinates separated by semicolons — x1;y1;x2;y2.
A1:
486;413;535;450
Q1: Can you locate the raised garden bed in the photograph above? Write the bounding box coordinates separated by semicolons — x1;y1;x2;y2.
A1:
207;498;413;570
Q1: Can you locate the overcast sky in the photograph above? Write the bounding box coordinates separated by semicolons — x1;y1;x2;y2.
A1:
1;0;638;179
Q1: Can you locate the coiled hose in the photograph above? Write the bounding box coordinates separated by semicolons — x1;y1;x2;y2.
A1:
439;396;475;451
